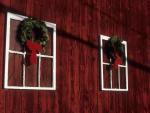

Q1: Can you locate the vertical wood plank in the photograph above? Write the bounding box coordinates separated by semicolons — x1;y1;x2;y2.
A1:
79;0;98;113
65;0;80;113
0;0;11;112
55;0;72;112
22;1;39;113
5;90;23;113
4;0;27;113
22;91;39;113
38;0;59;113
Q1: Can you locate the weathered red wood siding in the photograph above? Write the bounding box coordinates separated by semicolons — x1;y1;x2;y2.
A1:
0;0;150;113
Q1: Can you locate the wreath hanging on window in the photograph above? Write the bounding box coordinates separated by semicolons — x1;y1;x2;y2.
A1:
18;18;49;65
104;36;125;69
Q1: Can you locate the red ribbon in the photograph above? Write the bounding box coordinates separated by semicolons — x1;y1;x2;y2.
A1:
112;53;122;69
25;40;42;65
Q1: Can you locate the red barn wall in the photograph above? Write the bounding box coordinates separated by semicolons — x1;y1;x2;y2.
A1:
0;0;150;113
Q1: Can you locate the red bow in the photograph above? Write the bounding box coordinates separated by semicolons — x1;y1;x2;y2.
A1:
25;40;42;65
112;53;122;69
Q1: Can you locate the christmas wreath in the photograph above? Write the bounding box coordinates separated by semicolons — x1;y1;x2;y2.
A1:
18;18;49;65
104;36;125;69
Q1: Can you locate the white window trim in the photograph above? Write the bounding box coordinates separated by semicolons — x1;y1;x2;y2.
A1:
100;35;128;91
4;12;56;90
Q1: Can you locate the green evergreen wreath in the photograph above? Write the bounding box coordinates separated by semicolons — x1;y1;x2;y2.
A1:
19;18;49;46
105;36;125;65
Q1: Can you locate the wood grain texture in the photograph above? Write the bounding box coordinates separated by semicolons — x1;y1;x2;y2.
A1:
0;0;150;113
4;1;26;113
38;1;58;113
0;0;11;113
5;90;22;113
22;1;39;113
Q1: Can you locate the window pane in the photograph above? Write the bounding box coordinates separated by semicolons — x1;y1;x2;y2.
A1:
25;58;38;87
41;28;53;56
103;64;111;88
112;68;119;88
120;67;126;89
121;44;126;65
102;40;109;63
8;53;23;86
40;58;53;87
10;19;22;51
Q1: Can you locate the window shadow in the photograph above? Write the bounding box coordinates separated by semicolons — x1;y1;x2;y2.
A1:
57;28;99;49
128;59;150;73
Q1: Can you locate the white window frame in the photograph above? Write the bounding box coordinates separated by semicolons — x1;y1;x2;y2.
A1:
4;12;56;90
100;35;128;91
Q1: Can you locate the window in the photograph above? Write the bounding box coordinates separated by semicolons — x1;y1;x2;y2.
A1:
100;35;128;91
4;12;56;90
